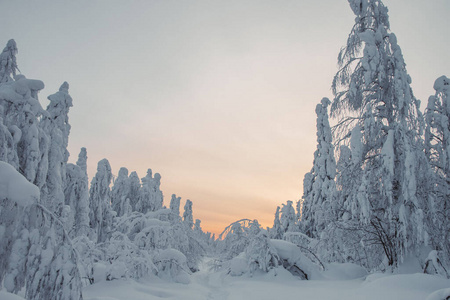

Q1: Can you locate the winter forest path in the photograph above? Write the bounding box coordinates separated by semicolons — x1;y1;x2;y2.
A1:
191;258;230;300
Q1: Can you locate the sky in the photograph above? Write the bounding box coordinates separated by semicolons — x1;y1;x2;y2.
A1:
1;0;449;235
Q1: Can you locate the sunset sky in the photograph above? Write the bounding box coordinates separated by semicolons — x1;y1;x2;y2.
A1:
1;0;449;234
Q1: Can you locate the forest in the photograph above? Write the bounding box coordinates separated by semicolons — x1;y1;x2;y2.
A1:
0;0;449;299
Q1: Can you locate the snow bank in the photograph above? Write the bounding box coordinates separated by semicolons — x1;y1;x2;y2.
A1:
0;161;39;206
322;263;368;280
426;288;450;300
0;291;26;300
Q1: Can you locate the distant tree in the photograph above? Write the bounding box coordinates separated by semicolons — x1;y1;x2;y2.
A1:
128;171;141;211
0;39;18;83
136;169;164;213
183;199;194;229
111;167;131;217
64;147;90;237
89;159;114;243
280;200;297;234
270;206;283;239
170;194;181;219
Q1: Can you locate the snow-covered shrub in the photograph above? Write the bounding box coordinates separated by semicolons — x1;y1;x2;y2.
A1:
154;248;191;284
423;250;449;279
270;239;321;280
245;231;281;274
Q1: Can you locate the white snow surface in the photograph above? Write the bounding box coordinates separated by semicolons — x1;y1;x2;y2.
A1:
0;161;39;206
83;258;450;300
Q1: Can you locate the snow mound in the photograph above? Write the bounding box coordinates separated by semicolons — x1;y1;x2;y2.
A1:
0;161;39;206
426;288;450;300
0;291;26;300
323;263;368;280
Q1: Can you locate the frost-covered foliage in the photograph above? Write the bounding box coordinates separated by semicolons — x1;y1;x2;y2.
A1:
301;98;337;239
425;75;450;274
89;159;114;243
329;0;430;268
0;162;82;300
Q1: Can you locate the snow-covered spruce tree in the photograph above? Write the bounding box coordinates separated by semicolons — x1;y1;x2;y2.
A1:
301;98;337;239
331;0;430;268
183;199;194;229
111;167;132;217
136;169;163;214
270;206;283;239
128;171;141;211
64;147;90;237
280;200;297;234
89;158;114;243
169;194;181;221
0;39;18;83
425;75;450;274
40;82;73;216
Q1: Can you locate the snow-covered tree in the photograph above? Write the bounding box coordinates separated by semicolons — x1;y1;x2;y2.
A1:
331;0;430;267
183;199;194;229
0;39;18;83
128;171;141;211
89;159;114;243
111;167;132;217
425;75;450;271
301;98;336;238
0;162;82;300
136;169;163;214
64;147;90;237
280;200;297;234
246;231;281;274
270;206;283;239
170;194;181;220
40;82;73;216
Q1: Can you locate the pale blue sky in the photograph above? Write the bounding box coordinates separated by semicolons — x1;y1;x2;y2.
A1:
1;0;449;233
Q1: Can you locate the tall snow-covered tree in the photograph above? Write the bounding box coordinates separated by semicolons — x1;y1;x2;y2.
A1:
64;147;90;237
331;0;429;267
183;199;194;229
301;98;336;238
89;159;114;243
425;75;450;268
40;82;73;216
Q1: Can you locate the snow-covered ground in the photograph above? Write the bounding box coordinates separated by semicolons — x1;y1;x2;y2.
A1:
82;259;450;300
